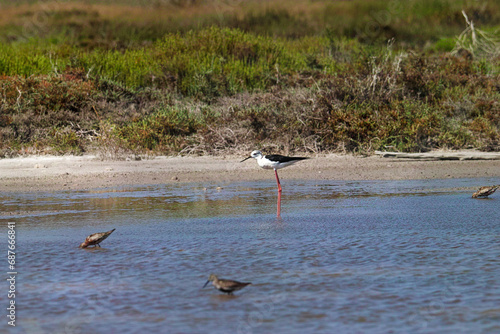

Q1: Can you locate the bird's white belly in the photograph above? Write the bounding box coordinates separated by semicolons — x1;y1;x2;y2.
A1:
259;160;298;170
257;160;278;169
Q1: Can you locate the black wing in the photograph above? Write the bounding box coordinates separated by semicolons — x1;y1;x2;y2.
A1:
264;155;309;163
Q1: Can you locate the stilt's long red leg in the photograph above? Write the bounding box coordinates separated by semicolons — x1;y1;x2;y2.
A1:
274;169;282;193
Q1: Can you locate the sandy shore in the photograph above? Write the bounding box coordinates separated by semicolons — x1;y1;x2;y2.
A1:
0;152;499;192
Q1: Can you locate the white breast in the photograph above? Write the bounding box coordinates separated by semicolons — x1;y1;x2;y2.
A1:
257;158;277;169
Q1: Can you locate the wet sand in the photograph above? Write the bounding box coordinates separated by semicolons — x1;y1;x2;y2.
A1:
0;153;499;192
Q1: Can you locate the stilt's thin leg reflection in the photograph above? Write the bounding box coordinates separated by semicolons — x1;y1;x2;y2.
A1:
275;168;282;217
277;190;281;217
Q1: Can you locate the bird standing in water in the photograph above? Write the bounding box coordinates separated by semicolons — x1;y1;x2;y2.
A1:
79;229;116;248
203;274;251;295
241;150;309;216
472;185;499;198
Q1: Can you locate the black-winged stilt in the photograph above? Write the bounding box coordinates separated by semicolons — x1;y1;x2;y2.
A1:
203;274;251;295
241;150;309;216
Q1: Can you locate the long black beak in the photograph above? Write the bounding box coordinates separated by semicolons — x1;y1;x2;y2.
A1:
203;280;210;288
240;156;252;163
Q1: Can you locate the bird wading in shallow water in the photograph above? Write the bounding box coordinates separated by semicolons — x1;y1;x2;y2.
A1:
472;185;499;198
79;229;116;248
203;274;251;295
241;150;309;216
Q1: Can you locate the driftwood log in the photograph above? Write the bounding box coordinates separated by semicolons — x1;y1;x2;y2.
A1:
375;151;500;161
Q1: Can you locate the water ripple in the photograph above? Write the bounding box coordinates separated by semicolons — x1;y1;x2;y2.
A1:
2;177;499;333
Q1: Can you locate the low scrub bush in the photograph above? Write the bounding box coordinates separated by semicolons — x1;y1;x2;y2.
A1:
0;1;499;157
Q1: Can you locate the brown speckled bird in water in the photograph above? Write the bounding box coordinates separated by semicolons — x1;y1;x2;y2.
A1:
472;184;500;198
203;274;251;295
472;185;499;198
79;229;115;248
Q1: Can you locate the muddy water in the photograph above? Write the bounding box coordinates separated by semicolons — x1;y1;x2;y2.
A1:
1;178;499;333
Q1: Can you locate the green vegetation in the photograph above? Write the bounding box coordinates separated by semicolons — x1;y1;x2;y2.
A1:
0;0;499;157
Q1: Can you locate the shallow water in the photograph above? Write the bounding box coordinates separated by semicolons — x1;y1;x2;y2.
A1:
1;178;500;333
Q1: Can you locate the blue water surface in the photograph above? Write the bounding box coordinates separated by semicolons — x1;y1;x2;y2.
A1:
1;178;499;334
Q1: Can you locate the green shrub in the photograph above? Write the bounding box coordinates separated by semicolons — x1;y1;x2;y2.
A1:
115;106;200;152
0;1;499;156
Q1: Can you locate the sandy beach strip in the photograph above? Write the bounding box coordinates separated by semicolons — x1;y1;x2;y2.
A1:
0;152;499;192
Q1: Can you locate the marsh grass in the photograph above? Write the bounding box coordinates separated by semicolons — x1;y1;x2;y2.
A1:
115;105;200;152
0;0;499;157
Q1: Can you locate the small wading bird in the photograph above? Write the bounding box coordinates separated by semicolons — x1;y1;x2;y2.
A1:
472;185;499;198
241;150;309;216
79;229;116;248
203;274;251;295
